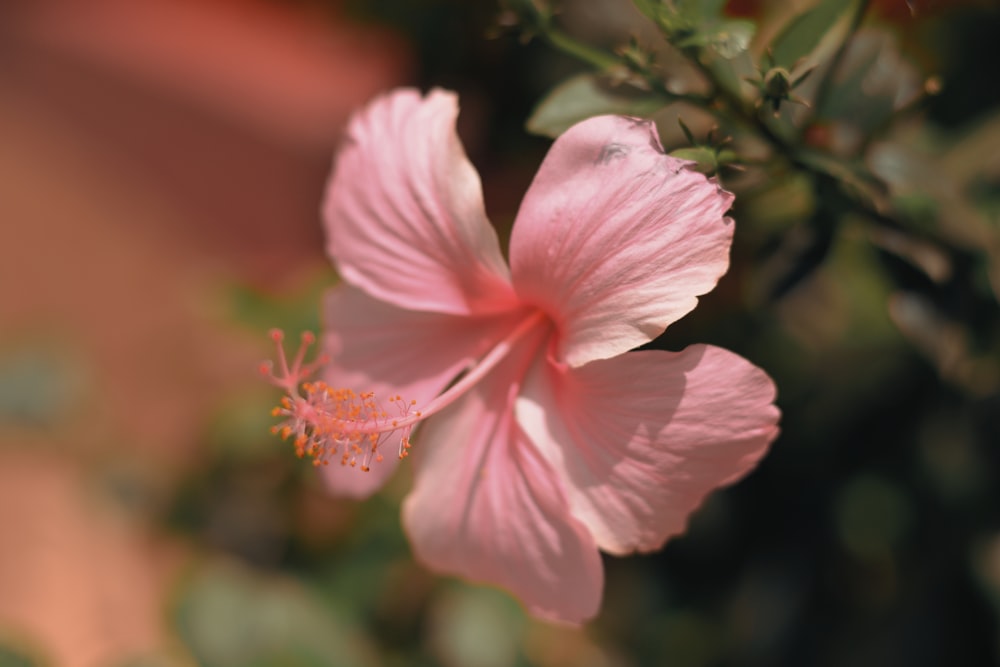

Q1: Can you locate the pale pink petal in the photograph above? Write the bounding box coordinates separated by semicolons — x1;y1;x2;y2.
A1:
401;338;603;624
323;88;517;315
509;115;735;367
319;285;524;498
516;345;779;555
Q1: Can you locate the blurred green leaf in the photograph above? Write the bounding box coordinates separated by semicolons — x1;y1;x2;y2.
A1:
652;611;722;667
816;30;920;138
672;40;755;99
768;0;856;68
971;536;1000;614
969;181;1000;222
867;228;952;284
526;74;667;138
738;171;817;239
0;642;40;667
111;649;197;667
670;146;718;168
942;113;1000;187
0;345;83;427
887;292;1000;396
173;559;377;667
764;222;898;352
320;495;412;617
869;120;999;255
226;267;337;338
204;389;288;461
630;0;661;23
835;475;912;559
428;585;526;667
667;0;728;22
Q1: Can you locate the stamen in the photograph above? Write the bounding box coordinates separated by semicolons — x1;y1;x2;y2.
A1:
261;310;548;473
260;330;417;470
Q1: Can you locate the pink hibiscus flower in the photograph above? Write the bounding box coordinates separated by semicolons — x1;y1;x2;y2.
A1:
265;88;780;624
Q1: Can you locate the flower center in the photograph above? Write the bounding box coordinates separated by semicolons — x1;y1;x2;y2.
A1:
261;309;547;471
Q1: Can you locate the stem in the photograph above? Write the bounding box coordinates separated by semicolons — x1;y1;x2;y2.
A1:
802;0;872;136
543;27;619;70
538;26;711;106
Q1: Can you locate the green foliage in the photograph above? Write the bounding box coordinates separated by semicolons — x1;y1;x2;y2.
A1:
634;0;728;28
768;0;858;68
526;74;667;138
0;344;82;428
518;0;1000;401
0;642;41;667
425;585;527;667
226;268;337;341
652;0;755;61
172;560;377;667
835;474;913;559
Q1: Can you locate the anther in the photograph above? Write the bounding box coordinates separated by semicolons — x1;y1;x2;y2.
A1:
262;330;422;473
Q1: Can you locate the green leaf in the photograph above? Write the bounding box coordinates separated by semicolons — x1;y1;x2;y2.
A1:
0;344;83;427
427;585;527;667
661;3;755;59
942;112;1000;188
768;0;857;68
0;632;49;667
0;643;40;667
630;0;661;22
816;30;919;133
672;0;728;21
110;649;197;667
698;0;728;19
669;146;719;175
172;560;378;667
225;267;337;338
526;74;667;138
835;474;912;559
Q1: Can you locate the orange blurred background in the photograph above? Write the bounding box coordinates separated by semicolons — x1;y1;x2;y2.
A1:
0;1;409;663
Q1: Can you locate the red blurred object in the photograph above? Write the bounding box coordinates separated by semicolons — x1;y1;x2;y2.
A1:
6;0;411;148
724;0;761;18
1;0;413;282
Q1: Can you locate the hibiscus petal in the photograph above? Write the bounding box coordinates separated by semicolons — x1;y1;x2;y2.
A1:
516;345;780;555
401;338;603;624
509;115;735;367
323;88;516;315
319;285;523;498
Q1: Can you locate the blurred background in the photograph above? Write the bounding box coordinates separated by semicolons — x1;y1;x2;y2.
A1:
1;0;999;665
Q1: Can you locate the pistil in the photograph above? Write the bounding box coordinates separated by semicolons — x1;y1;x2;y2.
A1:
262;309;547;470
